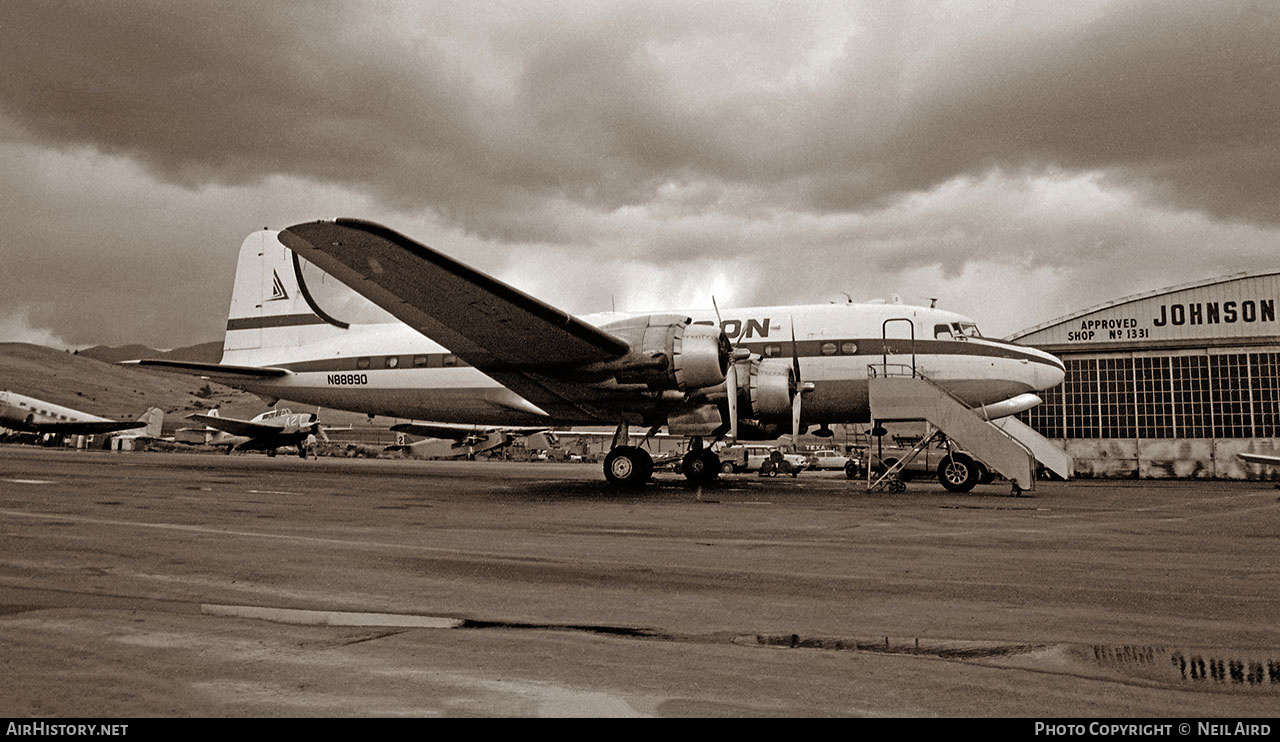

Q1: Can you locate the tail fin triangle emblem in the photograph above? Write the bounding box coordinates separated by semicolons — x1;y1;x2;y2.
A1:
269;270;289;301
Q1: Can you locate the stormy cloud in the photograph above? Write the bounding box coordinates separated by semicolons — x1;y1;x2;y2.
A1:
0;0;1276;348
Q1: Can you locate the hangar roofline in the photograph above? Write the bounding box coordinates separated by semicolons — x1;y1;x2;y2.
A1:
1005;270;1280;342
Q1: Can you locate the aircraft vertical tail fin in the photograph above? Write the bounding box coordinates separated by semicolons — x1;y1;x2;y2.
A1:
136;407;164;438
221;230;352;365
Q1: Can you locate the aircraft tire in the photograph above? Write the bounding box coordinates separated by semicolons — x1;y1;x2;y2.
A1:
976;462;996;485
603;446;653;487
682;449;720;483
938;452;979;493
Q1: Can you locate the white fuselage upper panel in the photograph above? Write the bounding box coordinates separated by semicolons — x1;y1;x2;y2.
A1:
0;390;112;428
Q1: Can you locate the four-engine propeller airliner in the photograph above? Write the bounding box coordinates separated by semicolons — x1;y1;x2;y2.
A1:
135;220;1065;488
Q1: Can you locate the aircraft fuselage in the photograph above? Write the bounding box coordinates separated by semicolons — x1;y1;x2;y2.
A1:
220;303;1064;428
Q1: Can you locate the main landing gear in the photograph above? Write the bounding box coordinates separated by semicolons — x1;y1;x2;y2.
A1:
600;426;723;488
602;445;653;487
680;441;721;485
601;421;660;488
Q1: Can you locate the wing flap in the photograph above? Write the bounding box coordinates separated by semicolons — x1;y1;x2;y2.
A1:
279;220;630;369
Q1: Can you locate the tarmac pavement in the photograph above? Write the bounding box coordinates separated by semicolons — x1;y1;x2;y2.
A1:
1;446;1277;717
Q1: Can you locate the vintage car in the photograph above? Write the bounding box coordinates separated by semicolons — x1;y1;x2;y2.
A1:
718;444;809;475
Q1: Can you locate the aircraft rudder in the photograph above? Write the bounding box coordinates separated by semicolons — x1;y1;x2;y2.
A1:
139;407;164;438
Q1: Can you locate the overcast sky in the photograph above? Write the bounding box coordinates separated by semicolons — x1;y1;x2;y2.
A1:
1;0;1277;349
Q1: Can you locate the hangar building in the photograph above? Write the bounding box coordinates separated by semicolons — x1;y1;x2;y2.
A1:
1008;272;1280;479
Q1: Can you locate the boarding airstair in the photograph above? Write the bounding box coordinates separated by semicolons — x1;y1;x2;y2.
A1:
865;319;1071;494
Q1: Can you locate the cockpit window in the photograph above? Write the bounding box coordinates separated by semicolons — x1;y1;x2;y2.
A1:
956;322;983;338
933;324;953;339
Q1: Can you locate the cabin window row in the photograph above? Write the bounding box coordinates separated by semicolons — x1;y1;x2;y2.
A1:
15;401;68;420
353;354;461;370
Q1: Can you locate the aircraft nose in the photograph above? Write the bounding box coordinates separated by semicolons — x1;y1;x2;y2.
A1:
998;341;1064;391
1030;349;1065;390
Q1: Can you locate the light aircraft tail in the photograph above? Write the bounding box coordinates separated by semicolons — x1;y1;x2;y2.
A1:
137;407;164;438
221;230;361;366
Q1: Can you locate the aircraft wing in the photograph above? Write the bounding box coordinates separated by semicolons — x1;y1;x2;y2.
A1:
186;413;280;438
390;422;547;441
124;359;290;380
278;220;631;370
1237;452;1280;466
25;420;147;435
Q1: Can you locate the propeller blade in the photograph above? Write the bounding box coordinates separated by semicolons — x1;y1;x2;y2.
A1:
790;317;802;383
726;361;738;442
714;295;738;354
791;385;803;449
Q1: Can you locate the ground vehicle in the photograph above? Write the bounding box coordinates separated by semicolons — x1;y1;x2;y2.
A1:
757;450;803;477
805;449;853;470
718;445;809;474
804;448;865;479
867;435;997;491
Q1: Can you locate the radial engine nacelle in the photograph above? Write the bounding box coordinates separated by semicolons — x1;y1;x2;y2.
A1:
739;357;795;421
276;412;319;435
586;315;731;392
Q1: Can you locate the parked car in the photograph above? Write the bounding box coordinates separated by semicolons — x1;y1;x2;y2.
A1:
804;449;865;479
806;449;850;470
718;445;809;474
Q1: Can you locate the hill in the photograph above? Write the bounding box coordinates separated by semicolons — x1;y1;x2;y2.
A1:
78;341;224;364
1;342;263;422
0;342;399;441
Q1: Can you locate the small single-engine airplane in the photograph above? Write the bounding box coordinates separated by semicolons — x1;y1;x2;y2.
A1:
134;220;1065;488
185;407;328;458
0;390;163;440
